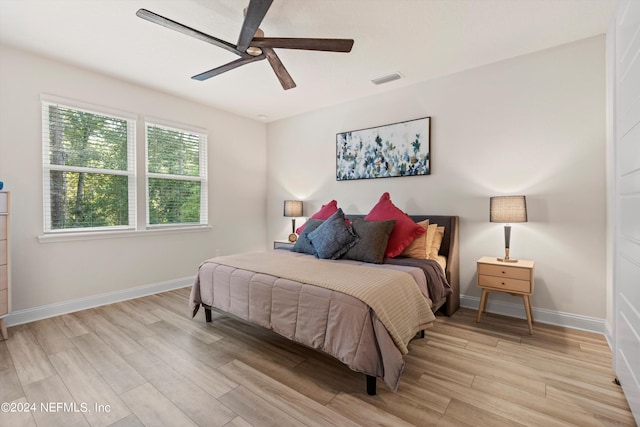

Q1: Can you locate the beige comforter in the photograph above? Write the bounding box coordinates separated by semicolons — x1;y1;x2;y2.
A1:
190;250;438;391
200;251;435;354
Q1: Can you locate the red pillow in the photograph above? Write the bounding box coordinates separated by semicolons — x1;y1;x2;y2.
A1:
296;200;338;234
364;192;425;258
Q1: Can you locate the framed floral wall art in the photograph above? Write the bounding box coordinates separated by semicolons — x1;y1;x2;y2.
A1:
336;117;431;181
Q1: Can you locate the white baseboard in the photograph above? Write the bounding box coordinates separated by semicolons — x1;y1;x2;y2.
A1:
460;294;607;335
4;276;194;327
604;321;614;351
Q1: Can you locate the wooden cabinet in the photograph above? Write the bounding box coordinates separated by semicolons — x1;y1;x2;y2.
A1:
0;192;9;340
476;256;535;334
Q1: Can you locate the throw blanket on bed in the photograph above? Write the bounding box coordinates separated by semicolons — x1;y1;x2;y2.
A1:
384;257;452;304
200;251;435;354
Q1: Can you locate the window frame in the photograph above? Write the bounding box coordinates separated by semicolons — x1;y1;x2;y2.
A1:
41;95;137;234
144;117;208;229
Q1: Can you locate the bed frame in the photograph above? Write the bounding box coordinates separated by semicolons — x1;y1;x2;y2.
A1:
202;214;460;395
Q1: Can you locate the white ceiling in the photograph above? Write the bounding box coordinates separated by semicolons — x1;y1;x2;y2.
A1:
0;0;617;122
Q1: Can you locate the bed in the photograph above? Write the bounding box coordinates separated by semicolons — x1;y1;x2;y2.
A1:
189;214;459;395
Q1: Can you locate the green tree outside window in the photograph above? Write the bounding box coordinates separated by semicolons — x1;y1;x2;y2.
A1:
146;123;207;226
45;104;134;231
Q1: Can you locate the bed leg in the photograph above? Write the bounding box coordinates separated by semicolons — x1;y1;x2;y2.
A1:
204;307;212;323
366;375;377;395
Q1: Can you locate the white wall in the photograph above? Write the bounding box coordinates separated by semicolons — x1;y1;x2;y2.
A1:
0;35;608;325
0;45;267;312
267;36;607;321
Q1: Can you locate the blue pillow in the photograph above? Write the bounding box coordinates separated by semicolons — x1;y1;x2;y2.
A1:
308;208;359;259
291;219;324;255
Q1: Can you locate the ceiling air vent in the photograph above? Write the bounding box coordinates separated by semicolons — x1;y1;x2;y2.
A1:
371;72;403;85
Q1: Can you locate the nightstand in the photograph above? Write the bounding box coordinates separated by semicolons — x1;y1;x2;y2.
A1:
273;240;295;250
476;256;535;334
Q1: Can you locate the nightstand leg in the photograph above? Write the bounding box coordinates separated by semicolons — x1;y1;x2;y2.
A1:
523;295;533;334
476;289;488;323
0;319;7;340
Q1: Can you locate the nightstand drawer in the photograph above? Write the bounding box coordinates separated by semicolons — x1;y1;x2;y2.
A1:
478;274;531;293
478;263;530;281
0;216;6;240
0;290;6;316
0;241;5;265
0;265;6;291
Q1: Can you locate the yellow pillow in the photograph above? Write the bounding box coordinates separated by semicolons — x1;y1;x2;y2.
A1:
401;220;429;259
424;223;438;255
428;226;445;259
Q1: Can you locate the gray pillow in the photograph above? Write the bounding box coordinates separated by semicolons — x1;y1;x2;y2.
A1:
343;218;396;263
308;208;359;259
291;219;324;255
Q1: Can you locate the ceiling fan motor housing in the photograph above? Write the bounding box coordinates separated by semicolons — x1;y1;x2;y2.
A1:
246;28;264;56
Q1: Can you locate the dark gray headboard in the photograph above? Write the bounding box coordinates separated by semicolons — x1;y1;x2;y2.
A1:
346;214;460;316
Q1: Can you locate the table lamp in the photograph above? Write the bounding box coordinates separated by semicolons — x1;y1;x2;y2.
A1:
283;200;303;242
490;195;527;262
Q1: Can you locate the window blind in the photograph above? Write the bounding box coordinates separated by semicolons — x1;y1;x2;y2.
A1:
145;122;208;226
41;98;136;232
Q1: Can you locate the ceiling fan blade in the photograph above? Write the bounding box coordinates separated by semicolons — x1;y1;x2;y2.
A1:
136;9;246;57
192;55;265;81
263;48;296;90
251;37;354;53
237;0;273;54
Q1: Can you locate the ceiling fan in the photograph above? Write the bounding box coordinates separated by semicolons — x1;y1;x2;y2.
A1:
136;0;354;90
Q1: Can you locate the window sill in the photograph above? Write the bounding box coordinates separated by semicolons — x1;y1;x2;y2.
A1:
37;225;212;243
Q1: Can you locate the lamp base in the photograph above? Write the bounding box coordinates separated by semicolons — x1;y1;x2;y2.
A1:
497;247;518;262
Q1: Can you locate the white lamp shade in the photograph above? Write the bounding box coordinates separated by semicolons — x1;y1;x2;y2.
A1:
283;200;303;217
490;196;527;223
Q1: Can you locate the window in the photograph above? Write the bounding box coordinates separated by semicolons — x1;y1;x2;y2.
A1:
42;97;136;232
41;96;208;238
145;121;208;227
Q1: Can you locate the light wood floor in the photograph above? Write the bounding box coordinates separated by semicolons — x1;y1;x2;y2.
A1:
0;287;635;427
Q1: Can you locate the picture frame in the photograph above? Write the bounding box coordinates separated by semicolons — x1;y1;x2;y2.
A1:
336;117;431;181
